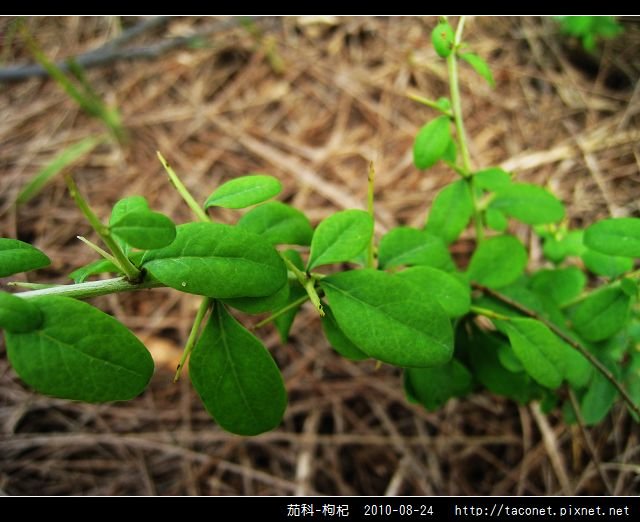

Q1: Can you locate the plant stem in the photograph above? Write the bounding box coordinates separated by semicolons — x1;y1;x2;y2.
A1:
76;235;118;266
366;161;376;270
65;175;142;282
13;276;163;300
157;151;210;223
174;297;211;383
254;294;309;329
280;253;324;316
473;283;640;420
446;16;484;243
469;305;512;321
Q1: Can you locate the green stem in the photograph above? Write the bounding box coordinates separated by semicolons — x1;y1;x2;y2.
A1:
366;161;376;270
473;283;640;420
446;16;484;243
65;175;142;282
174;297;211;383
13;276;163;300
470;305;512;321
7;282;62;290
280;253;324;316
254;294;309;329
157;151;210;223
76;235;118;265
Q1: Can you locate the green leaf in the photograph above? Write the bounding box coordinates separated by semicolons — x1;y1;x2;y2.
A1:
16;136;102;206
237;201;313;246
5;296;153;402
620;278;638;298
204;174;282;209
413;116;452;170
378;227;454;272
142;222;287;298
404;359;472;411
491;183;565;225
571;288;630;342
467;235;527;289
396;266;470;318
307;209;373;270
581;248;633;278
529;267;586;307
584;218;640;258
69;258;120;283
110;210;176;249
465;325;537;403
474;167;511;192
431;22;455;58
542;230;586;263
425;180;473;244
485;208;508;232
0;292;43;333
109;196;149;225
321;269;453;368
190;303;287;436
321;305;368;360
0;238;51;277
504;318;565;389
580;358;619;425
460;52;495;88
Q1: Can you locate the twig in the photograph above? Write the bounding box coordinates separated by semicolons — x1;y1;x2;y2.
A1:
0;16;265;82
473;283;640;420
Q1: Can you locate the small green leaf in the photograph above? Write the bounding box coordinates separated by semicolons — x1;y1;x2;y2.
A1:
69;259;120;283
0;292;43;333
321;269;453;368
529;267;586;307
460;52;495;87
474;167;512;192
109;196;149;225
237;201;313;246
204;174;282;209
504;318;564;389
110;210;176;249
582;248;633;278
467;235;527;289
378;227;454;272
491;183;565;225
396;266;470;318
485;208;508;232
0;238;51;277
5;296;153;402
431;22;455;58
620;278;638;298
571;288;630;342
413;116;452;170
190;303;287;436
321;305;368;360
307;209;373;270
584;218;640;258
425;180;473;244
580;358;619;425
404;359;472;411
142;222;287;298
542;230;585;263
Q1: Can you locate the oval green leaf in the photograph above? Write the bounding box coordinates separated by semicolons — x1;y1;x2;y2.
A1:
571;287;630;342
529;267;586;307
485;208;508;232
474;167;512;192
190;303;287;436
491;183;565;225
204;174;282;209
321;305;368;361
0;238;51;277
307;209;373;270
142;222;287;298
467;235;527;289
396;266;470;318
109;195;149;225
321;269;453;368
5;296;153;402
413;116;452;170
110;210;176;249
582;248;633;278
0;292;43;333
404;359;472;411
237;201;313;246
431;22;455;58
378;227;454;272
460;52;495;88
425;180;473;244
584;217;640;258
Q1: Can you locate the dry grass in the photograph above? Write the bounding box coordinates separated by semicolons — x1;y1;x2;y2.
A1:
1;16;639;496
